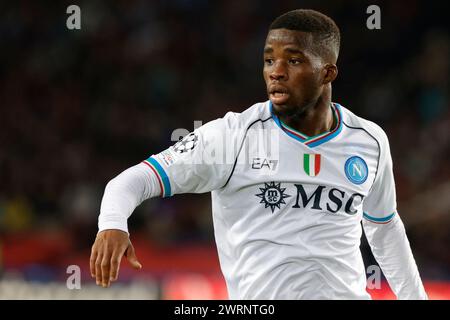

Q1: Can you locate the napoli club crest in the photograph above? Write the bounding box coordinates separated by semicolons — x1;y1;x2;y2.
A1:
344;156;368;185
256;182;291;213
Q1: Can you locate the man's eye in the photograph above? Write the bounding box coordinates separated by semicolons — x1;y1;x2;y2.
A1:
289;59;301;65
265;58;274;65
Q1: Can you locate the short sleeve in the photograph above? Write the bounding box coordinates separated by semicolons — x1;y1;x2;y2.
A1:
362;132;397;224
142;112;242;197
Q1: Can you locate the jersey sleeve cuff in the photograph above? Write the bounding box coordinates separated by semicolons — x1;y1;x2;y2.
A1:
98;218;129;234
142;157;172;197
363;211;396;224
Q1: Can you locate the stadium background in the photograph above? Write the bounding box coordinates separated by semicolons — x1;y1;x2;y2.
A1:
1;0;449;299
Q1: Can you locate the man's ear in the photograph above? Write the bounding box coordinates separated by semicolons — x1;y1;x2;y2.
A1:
322;64;338;84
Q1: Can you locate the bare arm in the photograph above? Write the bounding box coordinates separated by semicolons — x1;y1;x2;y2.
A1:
90;163;160;287
90;115;239;287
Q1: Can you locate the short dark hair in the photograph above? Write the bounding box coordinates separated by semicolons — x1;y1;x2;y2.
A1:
269;9;340;63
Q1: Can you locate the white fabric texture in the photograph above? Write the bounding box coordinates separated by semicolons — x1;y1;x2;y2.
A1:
98;100;427;299
363;215;428;299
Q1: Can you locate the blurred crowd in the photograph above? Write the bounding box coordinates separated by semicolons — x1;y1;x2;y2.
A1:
0;0;449;280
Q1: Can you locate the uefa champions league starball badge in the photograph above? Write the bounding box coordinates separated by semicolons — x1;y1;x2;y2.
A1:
173;132;199;153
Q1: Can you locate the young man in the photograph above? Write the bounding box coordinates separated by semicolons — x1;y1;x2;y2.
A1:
90;9;427;299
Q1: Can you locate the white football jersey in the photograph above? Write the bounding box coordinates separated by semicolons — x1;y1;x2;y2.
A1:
144;100;397;299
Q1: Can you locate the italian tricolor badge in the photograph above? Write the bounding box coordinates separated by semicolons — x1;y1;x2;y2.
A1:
303;154;321;177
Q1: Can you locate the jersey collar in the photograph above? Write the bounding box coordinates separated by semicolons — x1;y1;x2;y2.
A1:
269;101;343;148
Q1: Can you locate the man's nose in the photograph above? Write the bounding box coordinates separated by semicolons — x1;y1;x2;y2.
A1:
270;61;288;81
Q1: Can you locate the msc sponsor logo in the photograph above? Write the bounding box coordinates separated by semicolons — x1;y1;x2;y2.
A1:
256;182;364;215
292;184;363;215
255;182;291;213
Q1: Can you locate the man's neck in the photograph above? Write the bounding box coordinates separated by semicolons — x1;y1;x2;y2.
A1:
278;95;335;137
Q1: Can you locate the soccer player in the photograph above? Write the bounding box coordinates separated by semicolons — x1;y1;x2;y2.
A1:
90;9;427;299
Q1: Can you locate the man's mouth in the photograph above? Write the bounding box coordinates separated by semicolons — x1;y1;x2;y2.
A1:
269;86;290;104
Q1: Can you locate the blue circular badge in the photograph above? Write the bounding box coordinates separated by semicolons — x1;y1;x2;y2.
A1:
345;156;368;185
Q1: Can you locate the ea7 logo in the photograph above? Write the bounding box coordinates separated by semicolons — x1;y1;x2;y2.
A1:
252;158;278;171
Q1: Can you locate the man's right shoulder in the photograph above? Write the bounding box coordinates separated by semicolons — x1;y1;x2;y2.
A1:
220;101;271;130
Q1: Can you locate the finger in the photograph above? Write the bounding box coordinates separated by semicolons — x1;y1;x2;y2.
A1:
125;243;142;270
101;249;112;287
95;252;103;286
89;246;98;278
109;247;125;282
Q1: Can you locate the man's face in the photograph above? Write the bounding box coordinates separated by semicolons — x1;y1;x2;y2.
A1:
263;29;325;117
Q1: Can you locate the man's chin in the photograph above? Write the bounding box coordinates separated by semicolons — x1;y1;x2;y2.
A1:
270;97;311;118
271;101;294;116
